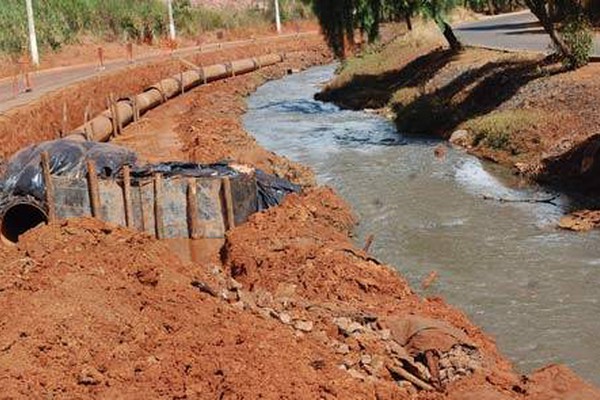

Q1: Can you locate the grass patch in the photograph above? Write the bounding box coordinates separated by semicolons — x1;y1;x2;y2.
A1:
173;2;271;36
463;110;539;151
390;87;421;106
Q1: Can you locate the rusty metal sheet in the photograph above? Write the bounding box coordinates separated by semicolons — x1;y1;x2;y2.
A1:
230;172;258;226
196;178;226;239
97;180;126;227
52;177;91;219
160;176;188;238
48;173;255;240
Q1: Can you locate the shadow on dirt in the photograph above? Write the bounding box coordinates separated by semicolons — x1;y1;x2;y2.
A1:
315;48;459;110
393;54;566;137
318;47;566;138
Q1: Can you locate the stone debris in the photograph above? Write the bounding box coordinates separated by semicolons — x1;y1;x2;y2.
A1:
279;312;293;325
333;317;365;336
333;341;350;355
294;320;314;332
76;367;103;386
438;345;482;385
449;129;473;148
197;249;483;393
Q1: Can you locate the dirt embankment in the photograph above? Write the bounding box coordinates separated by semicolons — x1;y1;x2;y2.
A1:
318;24;600;194
0;33;322;164
0;29;598;399
113;44;328;187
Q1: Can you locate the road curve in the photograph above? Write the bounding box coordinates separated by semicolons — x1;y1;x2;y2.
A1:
455;10;600;57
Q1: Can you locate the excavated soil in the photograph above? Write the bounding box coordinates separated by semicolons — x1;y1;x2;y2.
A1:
0;31;599;399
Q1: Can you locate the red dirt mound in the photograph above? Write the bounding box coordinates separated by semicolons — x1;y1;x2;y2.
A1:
0;218;378;399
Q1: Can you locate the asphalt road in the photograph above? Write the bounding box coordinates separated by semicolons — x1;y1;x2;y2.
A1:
455;10;600;56
0;32;317;114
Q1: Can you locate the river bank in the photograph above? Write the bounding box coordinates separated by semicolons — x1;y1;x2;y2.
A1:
0;34;598;398
317;24;600;199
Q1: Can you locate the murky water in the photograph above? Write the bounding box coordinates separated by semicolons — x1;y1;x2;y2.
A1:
243;65;600;385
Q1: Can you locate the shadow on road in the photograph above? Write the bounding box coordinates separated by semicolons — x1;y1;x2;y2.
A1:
505;28;547;35
458;21;541;32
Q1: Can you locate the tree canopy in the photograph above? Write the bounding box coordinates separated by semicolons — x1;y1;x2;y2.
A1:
312;0;463;58
312;0;593;68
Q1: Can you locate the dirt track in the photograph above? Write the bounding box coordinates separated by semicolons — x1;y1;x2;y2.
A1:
0;33;599;399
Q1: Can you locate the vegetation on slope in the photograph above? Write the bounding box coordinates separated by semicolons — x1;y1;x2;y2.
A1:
0;0;312;57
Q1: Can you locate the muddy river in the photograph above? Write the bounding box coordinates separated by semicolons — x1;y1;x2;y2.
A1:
243;64;600;384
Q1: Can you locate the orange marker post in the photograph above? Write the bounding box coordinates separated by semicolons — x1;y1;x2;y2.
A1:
19;59;33;93
126;43;133;64
97;47;105;70
11;73;19;98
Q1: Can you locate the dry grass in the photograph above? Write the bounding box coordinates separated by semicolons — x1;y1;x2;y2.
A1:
462;110;540;151
331;21;444;87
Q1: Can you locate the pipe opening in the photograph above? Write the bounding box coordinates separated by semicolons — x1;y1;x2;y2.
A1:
1;203;48;244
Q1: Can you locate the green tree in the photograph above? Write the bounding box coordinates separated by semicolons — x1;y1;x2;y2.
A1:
526;0;592;68
312;0;462;58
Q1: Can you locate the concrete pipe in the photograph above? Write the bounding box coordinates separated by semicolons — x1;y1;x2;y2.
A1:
0;197;48;244
66;53;284;143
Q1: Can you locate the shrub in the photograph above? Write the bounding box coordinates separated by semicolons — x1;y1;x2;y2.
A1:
0;0;169;55
0;0;303;56
464;110;538;151
559;14;593;69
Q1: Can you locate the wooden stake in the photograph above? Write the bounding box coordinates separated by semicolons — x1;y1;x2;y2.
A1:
83;101;92;140
386;363;435;392
186;178;201;239
40;151;56;222
108;93;122;136
201;66;207;84
129;96;139;122
61;102;68;137
107;95;118;138
122;166;133;228
363;234;374;253
153;173;165;239
180;70;185;95
221;177;235;230
158;81;167;103
114;97;123;135
86;161;101;218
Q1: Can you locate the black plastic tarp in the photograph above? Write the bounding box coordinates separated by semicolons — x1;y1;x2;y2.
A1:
131;162;301;210
255;169;301;210
130;161;239;179
0;139;136;201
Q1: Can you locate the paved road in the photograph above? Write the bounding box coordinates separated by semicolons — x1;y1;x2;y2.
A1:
455;10;600;56
0;32;317;114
